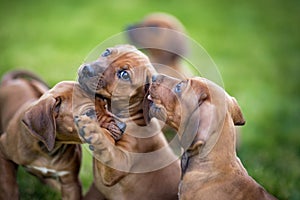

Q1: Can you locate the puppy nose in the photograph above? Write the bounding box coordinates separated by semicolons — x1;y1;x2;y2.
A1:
152;75;157;82
82;65;95;77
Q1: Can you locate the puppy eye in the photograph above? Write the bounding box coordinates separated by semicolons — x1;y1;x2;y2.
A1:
101;49;111;57
174;82;182;94
117;70;131;81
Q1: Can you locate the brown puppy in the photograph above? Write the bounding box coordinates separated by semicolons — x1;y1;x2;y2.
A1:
0;71;124;199
77;45;181;200
148;75;277;200
126;12;190;78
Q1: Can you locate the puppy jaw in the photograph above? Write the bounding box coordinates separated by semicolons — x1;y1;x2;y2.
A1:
94;97;126;140
148;77;182;130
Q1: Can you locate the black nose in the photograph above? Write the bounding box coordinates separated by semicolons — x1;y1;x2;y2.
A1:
82;65;95;78
152;75;157;82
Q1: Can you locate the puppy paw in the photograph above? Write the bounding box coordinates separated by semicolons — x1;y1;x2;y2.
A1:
74;115;115;163
74;115;105;144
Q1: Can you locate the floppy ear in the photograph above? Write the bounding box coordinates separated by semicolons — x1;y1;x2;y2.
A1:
196;102;218;143
179;102;215;150
22;97;57;151
228;97;245;126
179;80;212;150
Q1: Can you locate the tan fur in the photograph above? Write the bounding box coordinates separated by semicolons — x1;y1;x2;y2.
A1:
0;71;122;199
77;45;181;200
148;75;277;200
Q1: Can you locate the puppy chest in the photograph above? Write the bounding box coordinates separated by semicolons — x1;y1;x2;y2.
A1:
24;165;70;178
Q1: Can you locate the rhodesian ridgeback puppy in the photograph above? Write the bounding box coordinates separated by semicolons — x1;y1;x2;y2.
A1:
77;45;181;200
147;74;277;200
0;70;124;199
126;12;190;78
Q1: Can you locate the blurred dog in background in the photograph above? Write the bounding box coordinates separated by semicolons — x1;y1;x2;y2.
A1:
126;12;192;78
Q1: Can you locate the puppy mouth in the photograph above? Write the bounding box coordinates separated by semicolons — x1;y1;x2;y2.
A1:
147;94;167;122
80;96;125;141
105;117;126;141
78;75;98;94
94;96;126;141
78;74;113;101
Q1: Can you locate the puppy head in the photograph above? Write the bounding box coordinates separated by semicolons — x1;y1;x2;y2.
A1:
148;75;245;148
22;81;125;151
148;75;202;131
126;12;188;64
141;12;185;31
78;45;156;117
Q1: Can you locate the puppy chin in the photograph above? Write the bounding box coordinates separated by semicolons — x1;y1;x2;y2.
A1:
78;76;91;92
149;102;167;122
78;76;99;95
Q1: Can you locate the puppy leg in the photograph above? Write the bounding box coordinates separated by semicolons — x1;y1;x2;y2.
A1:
74;116;130;186
83;182;106;200
0;153;19;200
59;173;82;200
43;178;61;190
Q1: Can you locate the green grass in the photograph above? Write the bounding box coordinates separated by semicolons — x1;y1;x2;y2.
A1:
1;0;299;199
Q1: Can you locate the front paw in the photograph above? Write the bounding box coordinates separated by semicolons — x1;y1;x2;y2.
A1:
74;115;115;163
74;115;105;145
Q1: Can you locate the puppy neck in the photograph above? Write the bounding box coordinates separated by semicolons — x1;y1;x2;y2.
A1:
183;114;242;175
109;96;147;126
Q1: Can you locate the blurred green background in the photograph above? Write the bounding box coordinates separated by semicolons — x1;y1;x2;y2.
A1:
0;0;299;199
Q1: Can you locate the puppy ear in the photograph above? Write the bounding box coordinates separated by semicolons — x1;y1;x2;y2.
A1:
195;102;218;144
180;80;212;149
190;78;209;106
229;97;245;126
198;92;208;106
22;97;57;151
